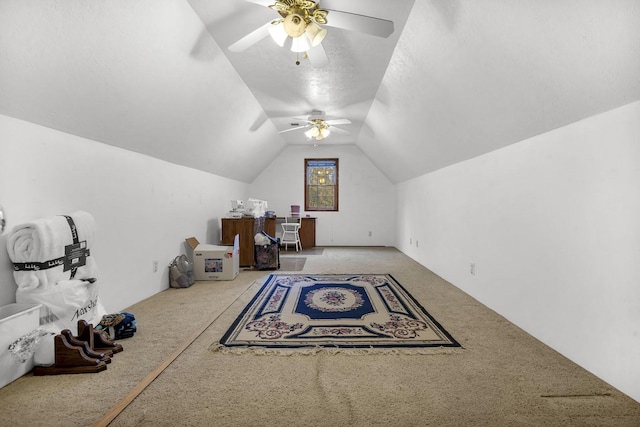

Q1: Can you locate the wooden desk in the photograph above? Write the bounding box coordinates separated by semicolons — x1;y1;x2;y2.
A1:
221;217;265;267
222;216;317;267
298;217;316;249
264;217;276;238
265;217;316;249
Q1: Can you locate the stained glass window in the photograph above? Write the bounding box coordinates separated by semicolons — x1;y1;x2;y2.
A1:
305;158;338;211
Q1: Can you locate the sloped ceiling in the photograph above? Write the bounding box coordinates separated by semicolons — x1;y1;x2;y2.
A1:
1;0;639;184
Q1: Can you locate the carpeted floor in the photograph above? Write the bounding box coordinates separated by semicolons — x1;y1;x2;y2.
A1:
278;257;306;271
281;247;324;256
0;247;639;426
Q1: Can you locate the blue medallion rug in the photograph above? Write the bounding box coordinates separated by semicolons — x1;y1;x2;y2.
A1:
216;274;460;352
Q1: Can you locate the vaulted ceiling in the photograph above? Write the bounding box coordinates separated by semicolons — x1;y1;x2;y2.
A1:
1;0;639;183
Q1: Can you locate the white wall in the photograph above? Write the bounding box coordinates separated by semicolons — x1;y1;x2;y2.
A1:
396;101;640;402
0;114;248;311
250;145;396;246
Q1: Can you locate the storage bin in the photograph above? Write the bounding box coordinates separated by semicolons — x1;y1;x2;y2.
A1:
0;303;42;388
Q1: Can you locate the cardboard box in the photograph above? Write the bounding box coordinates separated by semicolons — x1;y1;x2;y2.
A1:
0;303;42;389
186;235;239;281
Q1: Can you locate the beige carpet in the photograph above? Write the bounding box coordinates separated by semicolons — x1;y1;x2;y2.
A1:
278;257;306;271
0;247;639;426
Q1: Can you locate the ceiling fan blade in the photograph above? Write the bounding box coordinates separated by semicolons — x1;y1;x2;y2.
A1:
306;44;329;68
330;126;350;135
324;9;394;38
228;22;271;52
325;118;351;125
278;125;309;134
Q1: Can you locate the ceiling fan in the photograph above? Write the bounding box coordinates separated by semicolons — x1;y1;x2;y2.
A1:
229;0;394;66
279;111;351;140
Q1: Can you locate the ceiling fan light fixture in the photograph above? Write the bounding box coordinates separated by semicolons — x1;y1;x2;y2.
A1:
303;119;331;140
280;114;348;140
306;21;327;47
283;9;307;38
268;22;288;47
291;34;311;52
305;126;319;139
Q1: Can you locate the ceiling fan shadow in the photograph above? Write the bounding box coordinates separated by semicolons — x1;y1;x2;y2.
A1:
249;112;268;132
189;27;220;61
431;0;460;31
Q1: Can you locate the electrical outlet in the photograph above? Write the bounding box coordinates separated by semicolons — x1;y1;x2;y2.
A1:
153;260;158;273
368;231;372;237
470;263;475;275
416;240;418;248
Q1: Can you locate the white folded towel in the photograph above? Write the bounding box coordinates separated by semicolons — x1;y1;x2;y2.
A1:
6;211;99;291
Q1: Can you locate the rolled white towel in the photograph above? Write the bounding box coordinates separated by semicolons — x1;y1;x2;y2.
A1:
6;211;99;291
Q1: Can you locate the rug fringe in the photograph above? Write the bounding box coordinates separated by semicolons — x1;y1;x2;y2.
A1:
208;342;461;356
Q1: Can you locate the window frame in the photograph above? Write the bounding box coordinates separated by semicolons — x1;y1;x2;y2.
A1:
304;158;339;212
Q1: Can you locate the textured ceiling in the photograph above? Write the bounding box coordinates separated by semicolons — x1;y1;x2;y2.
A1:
1;0;639;183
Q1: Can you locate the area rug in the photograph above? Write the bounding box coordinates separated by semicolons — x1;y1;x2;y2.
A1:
216;274;460;353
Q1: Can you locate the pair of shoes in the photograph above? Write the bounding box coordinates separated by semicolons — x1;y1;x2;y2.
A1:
60;329;111;364
77;319;124;354
32;333;107;375
33;320;124;376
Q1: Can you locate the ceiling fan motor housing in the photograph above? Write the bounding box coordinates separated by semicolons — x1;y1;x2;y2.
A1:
283;9;307;37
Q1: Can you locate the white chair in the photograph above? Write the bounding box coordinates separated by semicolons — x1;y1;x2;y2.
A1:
280;217;302;252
